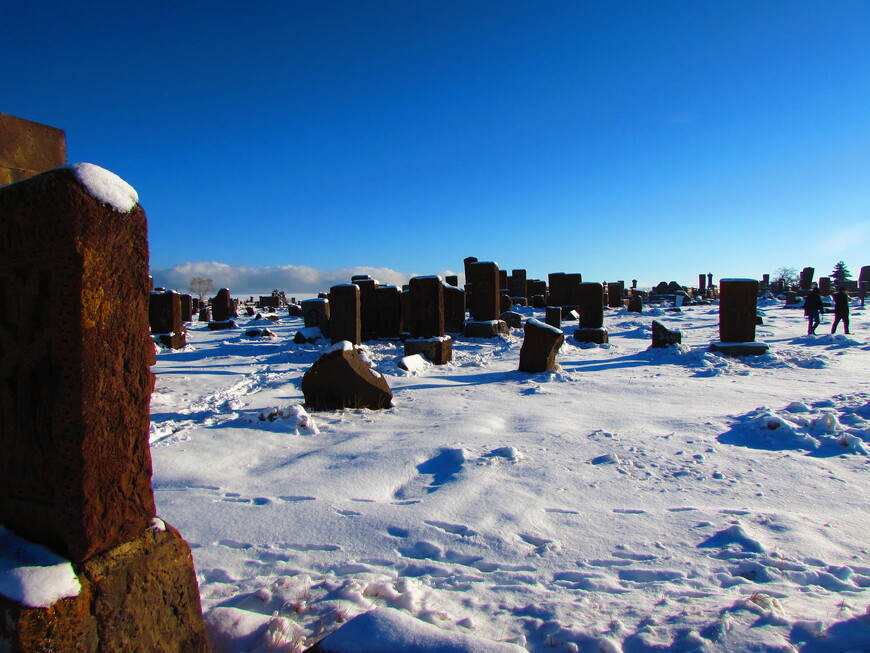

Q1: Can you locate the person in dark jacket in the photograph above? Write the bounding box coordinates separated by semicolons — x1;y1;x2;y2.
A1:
803;287;823;335
831;287;851;334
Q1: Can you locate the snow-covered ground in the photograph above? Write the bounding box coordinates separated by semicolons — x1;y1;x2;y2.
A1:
149;298;870;652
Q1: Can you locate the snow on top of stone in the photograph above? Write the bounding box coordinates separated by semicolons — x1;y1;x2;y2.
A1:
414;275;443;281
527;317;563;334
0;526;81;608
67;162;139;213
720;278;758;282
326;340;354;354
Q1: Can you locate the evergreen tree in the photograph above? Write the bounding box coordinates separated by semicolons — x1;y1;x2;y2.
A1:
830;261;852;285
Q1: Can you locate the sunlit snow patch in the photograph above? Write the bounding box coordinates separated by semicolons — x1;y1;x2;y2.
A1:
0;526;81;608
67;162;138;212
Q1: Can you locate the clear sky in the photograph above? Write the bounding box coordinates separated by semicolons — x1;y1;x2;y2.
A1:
4;1;869;292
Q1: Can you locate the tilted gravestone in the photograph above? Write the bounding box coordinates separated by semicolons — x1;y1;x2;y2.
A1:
519;318;564;373
0;165;208;650
711;278;768;356
651;320;681;348
405;276;452;364
329;284;361;345
574;282;608;344
302;342;393;411
799;267;815;291
208;287;236;330
819;277;832;295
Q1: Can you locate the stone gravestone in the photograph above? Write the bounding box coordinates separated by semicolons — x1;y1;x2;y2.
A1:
445;275;459;287
510;269;527;303
711;278;768;356
209;287;236;330
465;261;508;337
574;282;608;344
607;281;624;308
548;272;566;307
443;283;466;334
354;277;379;341
179;294;193;322
302;342;392;410
0;112;66;185
375;285;402;339
404;276;452;364
545;306;562;330
562;273;582;316
799;267;815;291
198;306;212;321
627;294;643;313
698;273;707;294
819;277;832;295
301;298;330;338
329;284;361;345
651;320;681;348
528;280;547;308
149;290;187;349
0;166;208;650
463;256;479;316
519;318;564;373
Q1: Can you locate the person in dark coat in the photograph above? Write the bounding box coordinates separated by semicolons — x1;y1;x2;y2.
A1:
803;287;823;335
831;287;851;334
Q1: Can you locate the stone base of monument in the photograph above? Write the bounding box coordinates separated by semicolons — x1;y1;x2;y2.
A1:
573;328;609;344
499;311;522;329
404;336;453;364
207;319;236;330
530;295;546;308
153;332;187;349
464;320;509;338
0;524;210;653
710;341;770;357
510;297;527;306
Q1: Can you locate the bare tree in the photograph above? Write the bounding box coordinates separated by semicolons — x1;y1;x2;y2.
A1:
189;277;214;302
773;267;798;288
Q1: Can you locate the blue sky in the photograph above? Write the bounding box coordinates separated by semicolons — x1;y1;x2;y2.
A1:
4;1;869;292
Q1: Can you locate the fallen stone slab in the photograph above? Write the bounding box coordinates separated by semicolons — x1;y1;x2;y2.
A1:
302;342;393;411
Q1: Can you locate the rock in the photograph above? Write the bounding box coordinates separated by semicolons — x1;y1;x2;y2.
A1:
287;304;303;317
245;328;275;338
404;336;453;365
207;320;236;330
500;311;522;328
294;327;324;344
519;318;564;373
302;342;393;411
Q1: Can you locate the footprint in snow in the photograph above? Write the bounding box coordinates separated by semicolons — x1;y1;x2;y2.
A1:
424;520;478;537
519;533;559;555
612;508;646;514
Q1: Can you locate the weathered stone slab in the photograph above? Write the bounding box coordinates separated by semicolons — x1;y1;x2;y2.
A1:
211;288;235;322
0;168;156;563
445;275;459;287
519;318;564;373
718;278;759;343
408;276;444;338
0;524;209;653
627;294;643;313
548;272;566;307
179;294;193;322
198;307;212;322
404;336;453;364
545;306;562;329
510;269;527;299
577;282;604;329
651;320;681;348
607;281;624;308
443;284;466;334
301;298;330;337
207;319;235;330
799;267;815;290
819;277;832;295
149;291;187;349
468;262;500;321
375;285;402;339
0;113;66;185
354;278;379;340
500;311;522;328
573;328;609;344
329;284;361;345
302;343;393;410
464;320;509;338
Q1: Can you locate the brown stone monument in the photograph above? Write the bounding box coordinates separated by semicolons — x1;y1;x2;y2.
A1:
301;298;330;337
519;318;564;373
149;290;187;349
0;166;208;650
329;284;362;345
404;276;452;364
375;285;402;339
465;262;508;337
711;278;768;356
0;113;66;185
574;282;608;344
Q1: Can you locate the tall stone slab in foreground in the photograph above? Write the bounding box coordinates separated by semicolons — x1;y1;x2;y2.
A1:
711;278;768;356
0;166;209;651
329;284;361;345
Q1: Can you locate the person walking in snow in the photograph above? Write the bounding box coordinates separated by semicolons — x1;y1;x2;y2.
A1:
803;287;823;335
831;287;851;334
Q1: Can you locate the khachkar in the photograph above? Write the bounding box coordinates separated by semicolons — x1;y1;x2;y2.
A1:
710;278;769;356
404;276;452;364
0;166;209;650
573;282;609;344
464;261;509;338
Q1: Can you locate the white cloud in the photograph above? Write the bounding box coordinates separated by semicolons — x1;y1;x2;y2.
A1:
150;261;460;296
818;222;869;256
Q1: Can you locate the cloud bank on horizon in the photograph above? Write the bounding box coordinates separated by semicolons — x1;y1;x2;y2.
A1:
151;261;460;296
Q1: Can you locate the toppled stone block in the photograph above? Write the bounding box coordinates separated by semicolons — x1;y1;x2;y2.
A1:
464;320;509;338
398;353;429;373
573;327;609;344
294;327;325;344
0;524;210;653
499;311;522;329
519;318;564;373
245;328;275;338
651;320;681;348
404;336;453;365
302;342;393;411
